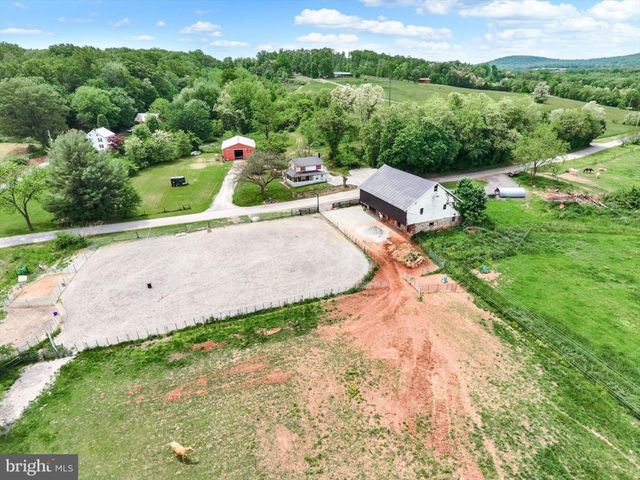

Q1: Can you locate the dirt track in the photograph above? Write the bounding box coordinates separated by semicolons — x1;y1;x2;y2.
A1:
322;210;513;479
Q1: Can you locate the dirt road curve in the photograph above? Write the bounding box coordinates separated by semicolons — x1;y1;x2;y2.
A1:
0;138;623;249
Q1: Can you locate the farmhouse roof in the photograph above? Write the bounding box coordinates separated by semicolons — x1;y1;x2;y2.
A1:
91;127;116;138
290;156;324;167
360;164;437;212
221;135;256;150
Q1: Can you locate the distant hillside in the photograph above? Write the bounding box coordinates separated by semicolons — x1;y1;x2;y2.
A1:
488;53;640;71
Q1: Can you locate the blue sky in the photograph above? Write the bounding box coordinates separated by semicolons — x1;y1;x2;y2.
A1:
1;0;639;63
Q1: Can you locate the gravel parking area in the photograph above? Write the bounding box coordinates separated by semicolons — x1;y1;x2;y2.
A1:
57;215;369;349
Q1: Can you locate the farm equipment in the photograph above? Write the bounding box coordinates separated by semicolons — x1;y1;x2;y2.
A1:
170;176;188;187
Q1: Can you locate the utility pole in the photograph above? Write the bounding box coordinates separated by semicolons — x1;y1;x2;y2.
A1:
388;75;391;107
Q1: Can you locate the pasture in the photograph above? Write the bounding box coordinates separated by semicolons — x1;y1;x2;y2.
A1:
416;198;640;392
539;143;640;192
0;154;230;237
2;286;639;478
297;76;637;139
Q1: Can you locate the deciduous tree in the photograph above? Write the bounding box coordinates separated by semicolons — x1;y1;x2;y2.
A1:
0;77;68;146
0;160;47;231
235;151;287;195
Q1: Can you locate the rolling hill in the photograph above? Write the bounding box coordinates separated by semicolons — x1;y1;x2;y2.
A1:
488;53;640;71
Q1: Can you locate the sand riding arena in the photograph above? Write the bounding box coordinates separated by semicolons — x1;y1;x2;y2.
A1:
54;215;370;349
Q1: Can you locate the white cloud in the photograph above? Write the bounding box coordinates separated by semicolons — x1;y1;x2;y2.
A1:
128;35;156;41
109;18;131;28
297;32;360;44
460;0;578;19
589;0;640;21
13;2;28;8
195;8;214;15
210;40;249;47
394;38;451;50
0;27;53;35
58;17;93;24
294;8;451;38
156;20;166;27
416;0;460;14
180;21;222;36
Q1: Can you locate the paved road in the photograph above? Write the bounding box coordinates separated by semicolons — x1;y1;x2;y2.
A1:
0;138;623;249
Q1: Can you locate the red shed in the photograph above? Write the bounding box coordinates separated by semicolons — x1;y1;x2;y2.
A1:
221;135;256;161
418;77;432;84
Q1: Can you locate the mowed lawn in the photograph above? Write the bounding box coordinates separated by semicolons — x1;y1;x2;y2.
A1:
131;155;230;218
0;155;231;237
233;179;342;207
297;76;638;139
539;144;640;193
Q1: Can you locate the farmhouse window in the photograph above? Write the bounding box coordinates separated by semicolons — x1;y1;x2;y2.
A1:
420;208;424;214
443;204;447;210
434;185;438;191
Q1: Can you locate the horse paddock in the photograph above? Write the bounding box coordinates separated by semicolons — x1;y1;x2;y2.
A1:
56;215;370;349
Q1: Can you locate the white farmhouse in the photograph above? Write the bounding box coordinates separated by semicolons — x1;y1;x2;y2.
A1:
359;164;461;233
86;127;116;152
283;156;329;187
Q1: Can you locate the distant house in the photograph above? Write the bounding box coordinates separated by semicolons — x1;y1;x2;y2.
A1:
86;127;116;152
333;71;352;78
283;156;328;187
418;77;432;84
134;112;159;124
221;135;256;161
359;164;461;233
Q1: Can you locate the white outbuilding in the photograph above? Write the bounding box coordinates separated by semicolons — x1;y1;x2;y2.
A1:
86;127;116;152
359;164;461;233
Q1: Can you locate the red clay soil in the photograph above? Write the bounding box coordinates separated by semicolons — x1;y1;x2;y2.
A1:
321;228;506;480
164;386;185;403
191;341;225;352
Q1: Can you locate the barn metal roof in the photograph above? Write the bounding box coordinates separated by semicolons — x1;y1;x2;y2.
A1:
359;164;437;212
221;135;256;150
290;156;324;167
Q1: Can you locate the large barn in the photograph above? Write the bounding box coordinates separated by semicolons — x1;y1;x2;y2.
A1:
359;165;461;233
221;135;256;161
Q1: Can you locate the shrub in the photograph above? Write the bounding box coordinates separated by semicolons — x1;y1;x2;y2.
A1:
53;233;88;251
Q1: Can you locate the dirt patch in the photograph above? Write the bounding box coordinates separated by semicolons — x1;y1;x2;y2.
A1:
225;362;267;376
189;162;214;170
163;386;185;403
191;341;225;353
0;305;59;348
167;352;189;362
140;337;171;349
10;273;67;307
258;372;291;385
558;172;594;184
387;243;425;268
127;385;142;395
320;218;516;479
0;143;28;159
257;327;282;336
472;269;501;285
194;375;207;387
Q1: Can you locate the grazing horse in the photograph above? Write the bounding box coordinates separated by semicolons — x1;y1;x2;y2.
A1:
583;167;594;174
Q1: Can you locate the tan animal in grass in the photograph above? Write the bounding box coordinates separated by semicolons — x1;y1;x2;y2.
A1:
167;441;194;461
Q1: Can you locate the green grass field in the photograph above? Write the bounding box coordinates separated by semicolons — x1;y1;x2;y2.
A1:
0;154;230;237
130;155;230;218
1;291;639;478
537;143;640;193
416;199;640;390
233;179;344;207
297;76;638;139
